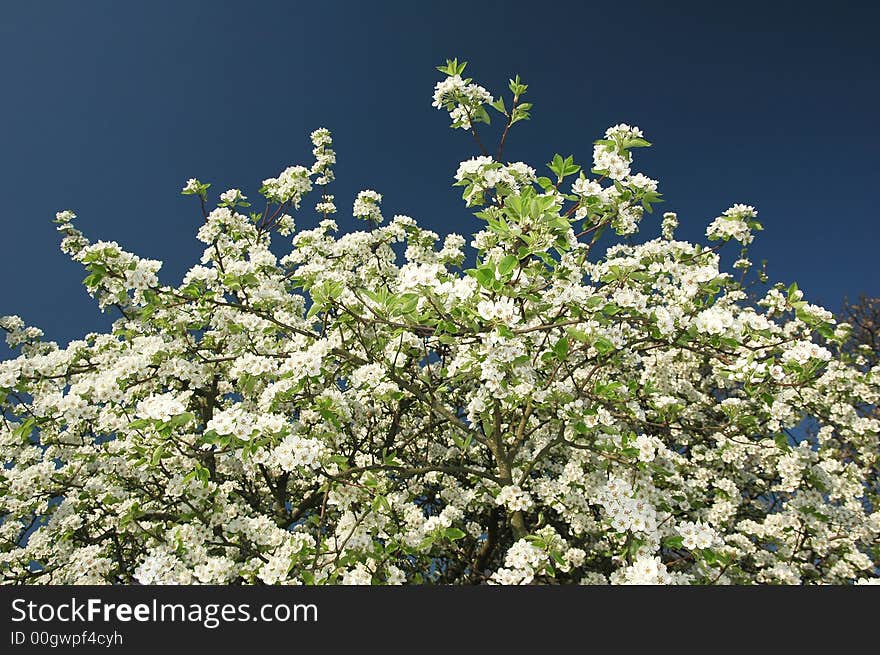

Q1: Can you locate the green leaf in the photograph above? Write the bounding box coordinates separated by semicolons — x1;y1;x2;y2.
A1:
169;412;195;427
662;535;684;549
491;97;507;114
496;324;515;338
508;75;528;96
150;445;165;466
774;433;792;452
475;266;495;289
562;155;581;177
397;293;420;315
445;527;467;541
553;336;570;359
13;418;36;441
548;154;564;179
371;495;392;513
566;327;590;343
536;176;554;190
593;336;615;355
623;137;652;148
510;106;531;124
497;255;518;277
437;58;467;76
699;548;728;566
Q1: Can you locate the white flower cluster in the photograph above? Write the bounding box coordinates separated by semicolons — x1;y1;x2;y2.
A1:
490;539;546;584
454;156;536;204
273;433;326;472
676;521;720;550
571;176;605;199
614;555;673;585
634;434;658;462
454;156;494;181
422;504;464;535
71;239;163;308
206;406;255;441
315;194;336;216
341;562;373;585
694;306;735;335
597;476;659;535
661;211;678;239
781;340;832;365
495;485;534;512
0;315;44;351
476;296;519;325
439;233;466;263
353;190;383;224
219;188;246;205
593;144;631;181
135;392;187;422
432;74;493;129
310;127;335;186
350;362;385;389
706;204;759;244
627;173;658;192
605;123;644;141
134;548;192;585
262;165;312;206
592;123;644;181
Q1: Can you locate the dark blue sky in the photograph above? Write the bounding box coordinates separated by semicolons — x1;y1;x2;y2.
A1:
1;1;878;347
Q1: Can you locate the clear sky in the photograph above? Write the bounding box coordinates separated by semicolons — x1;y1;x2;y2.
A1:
1;1;878;347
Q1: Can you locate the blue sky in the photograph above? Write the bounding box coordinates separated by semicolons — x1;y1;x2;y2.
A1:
1;1;878;347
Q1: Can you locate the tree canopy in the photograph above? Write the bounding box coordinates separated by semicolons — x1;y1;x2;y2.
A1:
1;60;878;585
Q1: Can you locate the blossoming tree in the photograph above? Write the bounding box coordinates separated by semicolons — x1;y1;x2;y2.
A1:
2;60;878;585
